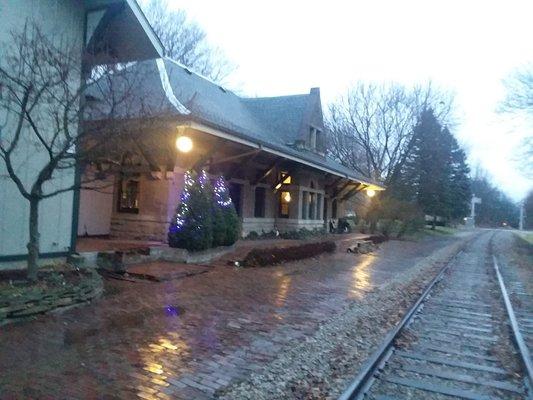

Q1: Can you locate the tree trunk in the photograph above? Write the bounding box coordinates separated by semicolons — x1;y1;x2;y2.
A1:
431;215;437;230
27;197;40;281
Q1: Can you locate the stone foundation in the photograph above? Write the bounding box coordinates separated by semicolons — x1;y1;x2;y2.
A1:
241;218;276;236
110;215;169;242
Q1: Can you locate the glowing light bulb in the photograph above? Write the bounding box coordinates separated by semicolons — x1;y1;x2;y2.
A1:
283;192;291;202
366;189;376;198
176;135;193;153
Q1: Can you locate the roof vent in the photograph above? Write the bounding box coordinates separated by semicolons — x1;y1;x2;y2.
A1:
218;86;227;93
183;67;192;75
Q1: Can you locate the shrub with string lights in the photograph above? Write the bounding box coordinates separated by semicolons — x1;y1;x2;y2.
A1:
168;171;239;251
168;170;213;251
212;176;240;246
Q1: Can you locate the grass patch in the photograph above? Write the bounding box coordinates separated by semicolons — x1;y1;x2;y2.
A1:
512;233;533;265
243;241;336;267
515;231;533;245
402;225;459;240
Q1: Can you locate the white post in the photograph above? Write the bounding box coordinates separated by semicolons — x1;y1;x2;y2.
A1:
519;200;524;231
467;194;481;228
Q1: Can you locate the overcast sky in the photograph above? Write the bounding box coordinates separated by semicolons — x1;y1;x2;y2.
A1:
168;0;532;201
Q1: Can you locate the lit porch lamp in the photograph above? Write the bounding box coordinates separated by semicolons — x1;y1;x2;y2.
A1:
176;135;193;153
366;188;376;198
175;125;193;153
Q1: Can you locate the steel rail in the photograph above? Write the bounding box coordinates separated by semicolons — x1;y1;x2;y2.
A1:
492;255;533;395
337;248;465;400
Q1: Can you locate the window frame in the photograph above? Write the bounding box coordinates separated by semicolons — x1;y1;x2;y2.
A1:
254;186;266;218
117;174;140;214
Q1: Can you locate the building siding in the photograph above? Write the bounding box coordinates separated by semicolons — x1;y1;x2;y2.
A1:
0;1;84;257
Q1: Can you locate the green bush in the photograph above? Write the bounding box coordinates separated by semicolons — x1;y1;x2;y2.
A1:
280;227;326;240
245;231;259;240
243;241;336;267
366;197;425;238
337;216;357;233
212;176;240;246
356;219;369;233
168;171;214;251
169;174;240;251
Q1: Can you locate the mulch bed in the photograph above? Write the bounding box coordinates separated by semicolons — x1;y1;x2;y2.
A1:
243;241;337;267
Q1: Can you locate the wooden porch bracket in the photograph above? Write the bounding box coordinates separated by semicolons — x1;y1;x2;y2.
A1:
131;138;160;172
325;176;343;192
341;183;364;201
272;171;290;191
192;140;224;172
224;150;262;180
332;180;352;200
211;149;261;166
252;158;282;185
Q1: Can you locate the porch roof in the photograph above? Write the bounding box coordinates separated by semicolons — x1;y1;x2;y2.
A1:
85;57;384;190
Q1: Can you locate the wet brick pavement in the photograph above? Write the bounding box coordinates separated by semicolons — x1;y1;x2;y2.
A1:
0;236;455;399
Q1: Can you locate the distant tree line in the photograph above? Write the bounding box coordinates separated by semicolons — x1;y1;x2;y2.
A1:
142;0;235;84
524;190;533;230
327;84;471;228
471;170;520;228
392;109;471;227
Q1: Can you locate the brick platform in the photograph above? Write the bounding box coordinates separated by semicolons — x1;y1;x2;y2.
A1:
0;236;455;399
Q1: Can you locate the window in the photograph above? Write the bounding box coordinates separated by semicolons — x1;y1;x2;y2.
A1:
302;191;309;219
309;127;317;149
254;187;266;218
308;192;316;219
117;176;140;213
279;191;290;218
317;194;323;220
229;183;242;217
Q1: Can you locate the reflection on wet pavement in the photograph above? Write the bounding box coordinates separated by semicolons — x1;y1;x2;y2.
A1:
0;237;455;399
350;254;376;298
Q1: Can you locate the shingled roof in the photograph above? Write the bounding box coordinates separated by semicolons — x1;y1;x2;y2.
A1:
87;57;383;188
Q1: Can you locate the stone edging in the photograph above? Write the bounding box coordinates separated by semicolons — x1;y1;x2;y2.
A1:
74;244;236;272
0;270;103;326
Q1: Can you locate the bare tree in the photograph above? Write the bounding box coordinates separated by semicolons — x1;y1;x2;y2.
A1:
326;82;455;185
0;23;158;280
142;0;235;83
500;65;533;178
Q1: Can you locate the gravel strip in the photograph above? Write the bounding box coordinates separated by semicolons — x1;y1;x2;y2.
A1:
216;234;475;400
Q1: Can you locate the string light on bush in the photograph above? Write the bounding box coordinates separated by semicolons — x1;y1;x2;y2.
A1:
214;176;233;207
169;170;194;233
198;169;209;188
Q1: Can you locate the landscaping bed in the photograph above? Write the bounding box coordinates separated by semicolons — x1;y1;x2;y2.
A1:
242;241;336;267
0;266;103;325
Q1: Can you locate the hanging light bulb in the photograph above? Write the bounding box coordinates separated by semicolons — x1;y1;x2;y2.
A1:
366;189;376;198
176;135;193;153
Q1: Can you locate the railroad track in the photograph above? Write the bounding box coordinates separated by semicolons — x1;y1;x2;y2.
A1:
339;232;533;400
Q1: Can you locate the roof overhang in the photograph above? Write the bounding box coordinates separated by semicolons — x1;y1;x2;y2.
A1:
178;120;385;191
84;0;163;65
